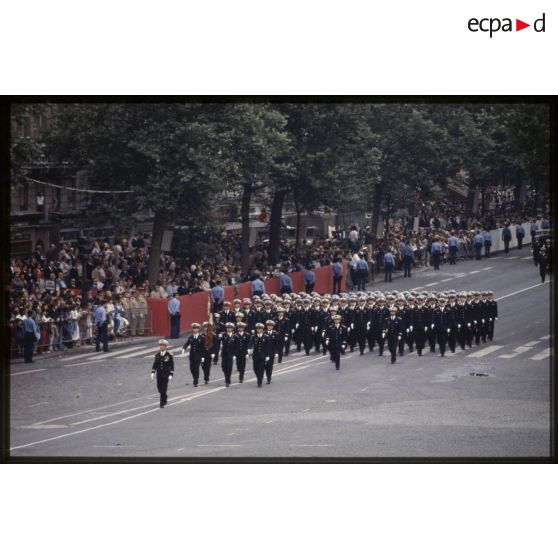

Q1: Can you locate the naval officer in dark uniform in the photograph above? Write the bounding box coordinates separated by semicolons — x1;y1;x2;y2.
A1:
151;339;174;408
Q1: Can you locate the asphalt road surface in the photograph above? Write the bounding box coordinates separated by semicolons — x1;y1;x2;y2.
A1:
9;250;552;459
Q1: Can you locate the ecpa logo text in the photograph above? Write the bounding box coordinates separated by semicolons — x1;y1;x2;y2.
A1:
468;13;545;37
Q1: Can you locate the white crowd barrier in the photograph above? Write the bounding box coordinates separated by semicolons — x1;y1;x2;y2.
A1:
484;220;542;253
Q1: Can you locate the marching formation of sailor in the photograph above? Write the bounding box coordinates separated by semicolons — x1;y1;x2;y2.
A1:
151;290;499;402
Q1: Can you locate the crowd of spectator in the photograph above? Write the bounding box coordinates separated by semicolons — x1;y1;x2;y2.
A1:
8;191;550;359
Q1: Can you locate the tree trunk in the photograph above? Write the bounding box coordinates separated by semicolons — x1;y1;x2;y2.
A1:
370;183;383;238
295;205;302;254
147;209;166;287
241;183;251;275
268;189;286;266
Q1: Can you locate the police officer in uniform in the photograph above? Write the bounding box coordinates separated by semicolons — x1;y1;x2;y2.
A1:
182;323;205;387
325;314;348;370
249;323;270;387
151;339;174;408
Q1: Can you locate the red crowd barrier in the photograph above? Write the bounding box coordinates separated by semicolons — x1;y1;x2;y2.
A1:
146;263;347;337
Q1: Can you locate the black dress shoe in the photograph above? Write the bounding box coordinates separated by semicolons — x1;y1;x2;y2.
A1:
205;380;209;384
335;366;340;370
257;383;262;388
160;404;164;408
266;380;271;384
193;383;198;387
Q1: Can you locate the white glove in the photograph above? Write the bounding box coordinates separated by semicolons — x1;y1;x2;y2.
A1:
495;317;498;320
168;375;172;381
467;323;471;327
151;372;154;380
406;328;409;334
350;324;354;330
233;356;236;361
265;356;270;362
367;321;371;327
211;354;215;358
275;353;278;358
482;319;485;324
382;332;386;339
366;325;370;331
431;324;435;329
201;358;205;363
284;336;288;341
248;349;252;355
296;324;299;329
410;325;413;332
447;328;450;333
424;326;428;332
325;340;329;345
457;324;461;328
181;349;185;355
397;335;402;341
474;320;477;324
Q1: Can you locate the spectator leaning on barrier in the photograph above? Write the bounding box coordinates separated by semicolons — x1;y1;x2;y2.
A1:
332;258;343;294
515;222;525;249
383;249;395;283
304;266;316;294
502;223;512;253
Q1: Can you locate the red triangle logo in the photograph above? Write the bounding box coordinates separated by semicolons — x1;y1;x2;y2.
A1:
516;19;530;31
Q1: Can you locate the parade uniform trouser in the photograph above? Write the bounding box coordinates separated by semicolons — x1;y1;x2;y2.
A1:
347;328;356;351
221;355;234;384
313;329;323;352
201;357;211;382
474;324;481;345
264;356;275;382
466;325;474;347
437;332;447;356
488;319;495;341
276;340;285;363
330;347;341;369
387;337;398;364
448;327;457;352
332;276;342;294
480;320;488;342
414;331;426;355
293;328;302;351
456;325;466;349
398;332;405;356
253;356;265;385
367;328;375;352
236;353;247;380
517;237;523;249
302;330;313;355
156;373;169;407
407;330;414;352
375;332;385;355
23;331;35;363
170;314;180;338
189;357;202;385
284;335;291;356
356;331;367;354
427;328;436;352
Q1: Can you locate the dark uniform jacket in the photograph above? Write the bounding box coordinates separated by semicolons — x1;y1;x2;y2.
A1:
434;307;453;331
275;316;291;338
326;324;348;350
249;333;270;360
266;330;280;355
383;316;402;338
414;306;430;331
152;350;174;378
234;331;252;355
183;334;206;361
220;332;237;357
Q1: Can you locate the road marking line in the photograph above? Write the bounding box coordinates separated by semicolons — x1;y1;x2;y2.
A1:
466;345;503;358
524;341;541;347
70;357;323;426
508;256;520;260
498;346;533;359
117;346;170;358
10;360;322;451
86;345;145;360
521;256;532;260
440;278;452;282
469;270;481;274
65;360;107;367
290;444;332;447
530;348;550;361
197;444;242;447
31;353;313;425
496;281;552;301
424;282;438;286
539;335;551;340
480;267;493;271
10;368;47;376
